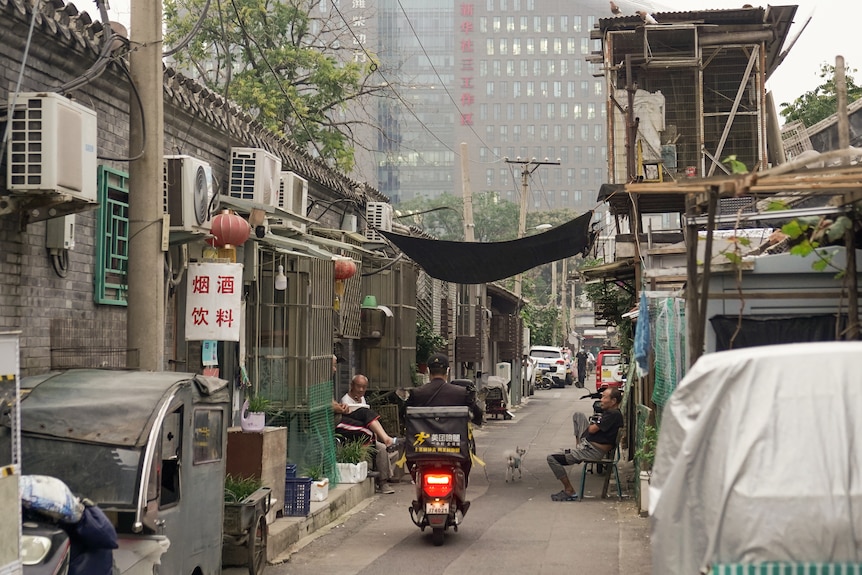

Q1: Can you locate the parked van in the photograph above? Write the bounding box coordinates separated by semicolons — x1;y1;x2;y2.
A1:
595;349;624;390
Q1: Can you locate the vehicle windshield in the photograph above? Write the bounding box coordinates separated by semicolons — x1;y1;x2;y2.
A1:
531;350;561;359
603;355;621;366
21;436;142;506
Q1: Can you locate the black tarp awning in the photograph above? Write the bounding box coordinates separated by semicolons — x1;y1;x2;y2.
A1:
379;211;595;284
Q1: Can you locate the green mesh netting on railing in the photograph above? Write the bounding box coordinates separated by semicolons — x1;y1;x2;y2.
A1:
651;296;686;423
267;380;340;485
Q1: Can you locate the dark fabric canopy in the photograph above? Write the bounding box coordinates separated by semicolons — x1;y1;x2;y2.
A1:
380;211;595;284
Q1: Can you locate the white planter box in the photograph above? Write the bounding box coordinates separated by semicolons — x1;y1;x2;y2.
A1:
310;478;330;502
336;461;368;484
639;470;651;516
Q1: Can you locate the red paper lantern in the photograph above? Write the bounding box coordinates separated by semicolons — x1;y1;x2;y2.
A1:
208;210;251;247
333;258;357;280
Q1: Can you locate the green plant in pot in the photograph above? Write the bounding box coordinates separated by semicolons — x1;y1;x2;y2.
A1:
224;474;263;503
240;393;270;433
416;319;447;372
635;424;658;473
335;437;372;484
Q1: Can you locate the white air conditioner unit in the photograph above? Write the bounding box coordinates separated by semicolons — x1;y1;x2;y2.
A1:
228;147;282;208
365;202;393;242
6;92;98;203
272;171;309;232
163;155;215;232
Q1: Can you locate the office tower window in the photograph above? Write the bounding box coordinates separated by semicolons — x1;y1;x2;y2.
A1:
479;17;487;33
533;16;541;32
575;190;582;202
534;146;543;159
507;147;515;158
479;60;487;77
560;146;568;162
487;125;495;141
480;148;487;161
486;81;494;96
567;125;575;140
486;169;494;185
507;103;515;120
507;16;515;32
581;168;589;184
533;60;541;76
547;103;555;119
587;15;596;28
581;125;589;141
587;146;596;161
520;103;528;119
500;0;507;10
527;125;535;139
573;146;582;161
487;39;495;55
520;60;528;76
507;60;515;77
499;81;508;97
493;17;501;32
539;81;548;97
560;102;568;118
520;16;528;31
573;15;582;32
540;38;548;54
540;125;548;140
560;59;568;76
567;168;575;185
581;80;589;94
573;59;582;75
594;80;603;95
487;0;494;10
480;104;488;120
554;167;562;185
320;0;328;12
567;81;576;98
500;125;508;141
553;124;561;140
567;38;576;55
547;60;555;75
519;146;528;158
513;125;521;141
602;146;608;160
594;124;602;141
493;60;501;76
534;103;542;118
553;81;561;97
594;168;603;183
587;103;596;119
500;168;508;182
526;0;534;10
513;82;520;97
554;38;562;55
561;190;569;204
526;81;534;97
560;15;568;32
601;105;607;119
513;0;520;9
493;103;501;119
500;39;508;55
512;39;521;55
526;38;534;55
581;38;589;55
573;103;582;118
546;16;554;32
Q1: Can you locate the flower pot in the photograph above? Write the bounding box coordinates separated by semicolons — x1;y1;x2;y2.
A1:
240;399;266;432
639;470;651;516
336;461;368;484
310;478;330;502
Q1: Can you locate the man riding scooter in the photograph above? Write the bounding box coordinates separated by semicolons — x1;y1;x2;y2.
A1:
405;353;483;539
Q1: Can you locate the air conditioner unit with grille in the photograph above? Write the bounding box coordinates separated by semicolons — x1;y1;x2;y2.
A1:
273;171;309;232
365;202;393;242
6;92;97;203
163;155;215;232
228;147;282;208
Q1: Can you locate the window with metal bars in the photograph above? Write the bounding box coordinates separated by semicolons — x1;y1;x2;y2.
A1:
94;166;130;306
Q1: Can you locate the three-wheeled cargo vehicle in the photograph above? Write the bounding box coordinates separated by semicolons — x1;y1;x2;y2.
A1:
1;369;232;575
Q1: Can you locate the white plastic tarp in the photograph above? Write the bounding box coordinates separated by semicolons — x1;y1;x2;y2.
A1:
650;342;862;575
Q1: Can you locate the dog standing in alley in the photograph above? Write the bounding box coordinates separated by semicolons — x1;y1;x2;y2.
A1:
504;446;527;482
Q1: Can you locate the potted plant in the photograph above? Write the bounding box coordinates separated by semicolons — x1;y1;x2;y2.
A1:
416;319;446;373
303;464;330;502
240;393;270;433
335;438;371;484
635;424;658;515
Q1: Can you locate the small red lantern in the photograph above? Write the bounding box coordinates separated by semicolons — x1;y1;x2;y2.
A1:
208;210;251;247
333;258;357;280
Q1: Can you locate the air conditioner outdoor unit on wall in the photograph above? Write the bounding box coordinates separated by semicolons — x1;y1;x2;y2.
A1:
228;147;282;208
365;202;393;242
163;155;215;232
273;171;309;232
6;92;98;203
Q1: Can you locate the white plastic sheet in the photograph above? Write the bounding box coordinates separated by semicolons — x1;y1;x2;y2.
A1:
650;342;862;575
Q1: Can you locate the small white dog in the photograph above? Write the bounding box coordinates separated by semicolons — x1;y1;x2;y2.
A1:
504;446;527;482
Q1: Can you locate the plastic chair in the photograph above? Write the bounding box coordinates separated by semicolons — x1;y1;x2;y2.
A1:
577;428;623;501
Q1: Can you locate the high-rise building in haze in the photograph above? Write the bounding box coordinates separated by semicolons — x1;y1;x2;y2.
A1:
366;0;658;212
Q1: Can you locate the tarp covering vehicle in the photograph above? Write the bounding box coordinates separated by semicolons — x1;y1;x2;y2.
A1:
650;342;862;575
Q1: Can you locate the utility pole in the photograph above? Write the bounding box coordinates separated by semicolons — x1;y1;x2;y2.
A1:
128;0;166;370
506;158;560;298
460;143;480;378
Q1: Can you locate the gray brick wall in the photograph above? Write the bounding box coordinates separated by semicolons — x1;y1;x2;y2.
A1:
1;1;376;376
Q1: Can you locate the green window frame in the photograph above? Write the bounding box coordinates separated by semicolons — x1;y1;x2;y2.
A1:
94;166;130;305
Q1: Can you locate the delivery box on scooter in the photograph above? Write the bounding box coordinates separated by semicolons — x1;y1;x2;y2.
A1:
405;406;471;462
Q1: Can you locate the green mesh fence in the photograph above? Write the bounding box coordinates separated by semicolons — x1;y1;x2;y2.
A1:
651;296;686;423
267;380;340;485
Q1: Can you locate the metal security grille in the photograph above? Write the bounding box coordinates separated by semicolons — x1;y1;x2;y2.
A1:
94;166;130;306
50;317;138;369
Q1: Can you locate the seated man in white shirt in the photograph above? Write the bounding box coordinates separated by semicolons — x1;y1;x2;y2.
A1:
334;374;400;494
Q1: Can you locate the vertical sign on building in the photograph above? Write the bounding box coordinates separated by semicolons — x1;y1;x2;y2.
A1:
186;262;243;341
459;2;475;126
351;0;369;63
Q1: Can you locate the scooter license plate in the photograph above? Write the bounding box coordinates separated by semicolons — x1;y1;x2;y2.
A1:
425;501;449;515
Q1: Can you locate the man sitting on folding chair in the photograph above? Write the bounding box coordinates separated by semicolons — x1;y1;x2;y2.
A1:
547;387;623;501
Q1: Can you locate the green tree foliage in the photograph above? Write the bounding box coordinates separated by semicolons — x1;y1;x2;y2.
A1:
780;62;862;127
164;0;385;171
521;304;559;346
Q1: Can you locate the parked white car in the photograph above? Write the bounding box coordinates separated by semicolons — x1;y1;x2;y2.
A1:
527;345;571;388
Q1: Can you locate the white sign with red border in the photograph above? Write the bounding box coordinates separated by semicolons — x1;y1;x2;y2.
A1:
186;262;243;341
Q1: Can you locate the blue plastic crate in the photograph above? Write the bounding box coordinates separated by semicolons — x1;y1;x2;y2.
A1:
285;463;297;479
284;477;312;517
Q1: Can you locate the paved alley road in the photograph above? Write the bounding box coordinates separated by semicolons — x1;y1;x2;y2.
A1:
259;383;651;575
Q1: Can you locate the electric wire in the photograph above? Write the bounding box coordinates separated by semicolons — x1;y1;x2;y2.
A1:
97;57;147;162
162;0;213;57
0;2;38;162
57;1;116;94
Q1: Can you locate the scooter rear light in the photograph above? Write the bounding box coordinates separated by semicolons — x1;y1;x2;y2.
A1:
422;472;453;498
